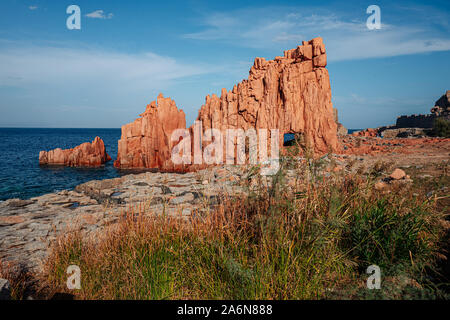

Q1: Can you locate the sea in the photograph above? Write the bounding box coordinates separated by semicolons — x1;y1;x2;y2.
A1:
0;128;123;201
0;128;362;201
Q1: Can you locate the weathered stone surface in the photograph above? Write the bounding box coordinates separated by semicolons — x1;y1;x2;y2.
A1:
381;128;430;138
0;166;250;273
3;136;450;276
0;278;10;300
352;128;379;137
2;155;362;274
6;199;34;208
333;107;348;135
196;37;339;156
115;38;340;171
114;94;186;171
39;137;111;167
341;133;450;156
198;38;338;153
390;168;406;180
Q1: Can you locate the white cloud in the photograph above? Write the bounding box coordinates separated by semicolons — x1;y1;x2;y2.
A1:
28;6;38;10
0;45;213;95
184;6;450;61
0;44;221;127
85;10;114;19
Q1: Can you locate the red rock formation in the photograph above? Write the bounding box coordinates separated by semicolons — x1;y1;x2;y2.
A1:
39;137;111;167
351;128;379;137
389;168;406;180
115;37;340;170
431;90;450;117
114;94;186;170
196;37;338;154
333;107;348;135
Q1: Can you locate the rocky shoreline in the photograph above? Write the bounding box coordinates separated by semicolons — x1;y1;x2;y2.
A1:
0;135;448;280
0;165;254;273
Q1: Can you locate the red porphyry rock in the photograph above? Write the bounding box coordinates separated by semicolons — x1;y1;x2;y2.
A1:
114;93;186;170
115;37;340;170
340;135;450;156
39;137;111;167
352;128;379;137
389;168;406;180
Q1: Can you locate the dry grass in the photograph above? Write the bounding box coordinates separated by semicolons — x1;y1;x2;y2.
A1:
0;261;35;300
41;156;449;300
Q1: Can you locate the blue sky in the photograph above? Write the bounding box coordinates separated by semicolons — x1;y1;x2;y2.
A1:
0;0;449;129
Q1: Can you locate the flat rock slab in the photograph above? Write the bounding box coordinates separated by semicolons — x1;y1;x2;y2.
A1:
0;166;250;273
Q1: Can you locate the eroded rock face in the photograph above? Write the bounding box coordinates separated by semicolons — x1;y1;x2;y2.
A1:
352;128;379;137
115;37;340;170
114;94;186;170
196;37;339;154
39;137;111;167
431;90;450;117
333;107;348;135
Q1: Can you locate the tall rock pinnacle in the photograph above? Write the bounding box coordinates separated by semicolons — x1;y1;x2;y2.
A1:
115;37;340;171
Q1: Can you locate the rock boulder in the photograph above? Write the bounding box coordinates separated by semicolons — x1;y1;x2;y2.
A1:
114;94;186;171
39;137;111;167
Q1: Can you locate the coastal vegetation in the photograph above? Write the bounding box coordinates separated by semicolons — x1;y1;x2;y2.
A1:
433;118;450;138
40;149;449;300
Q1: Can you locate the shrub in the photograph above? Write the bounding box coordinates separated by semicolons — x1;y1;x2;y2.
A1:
433;117;450;138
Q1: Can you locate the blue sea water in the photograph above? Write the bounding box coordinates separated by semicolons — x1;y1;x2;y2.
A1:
0;128;123;201
0;128;363;201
